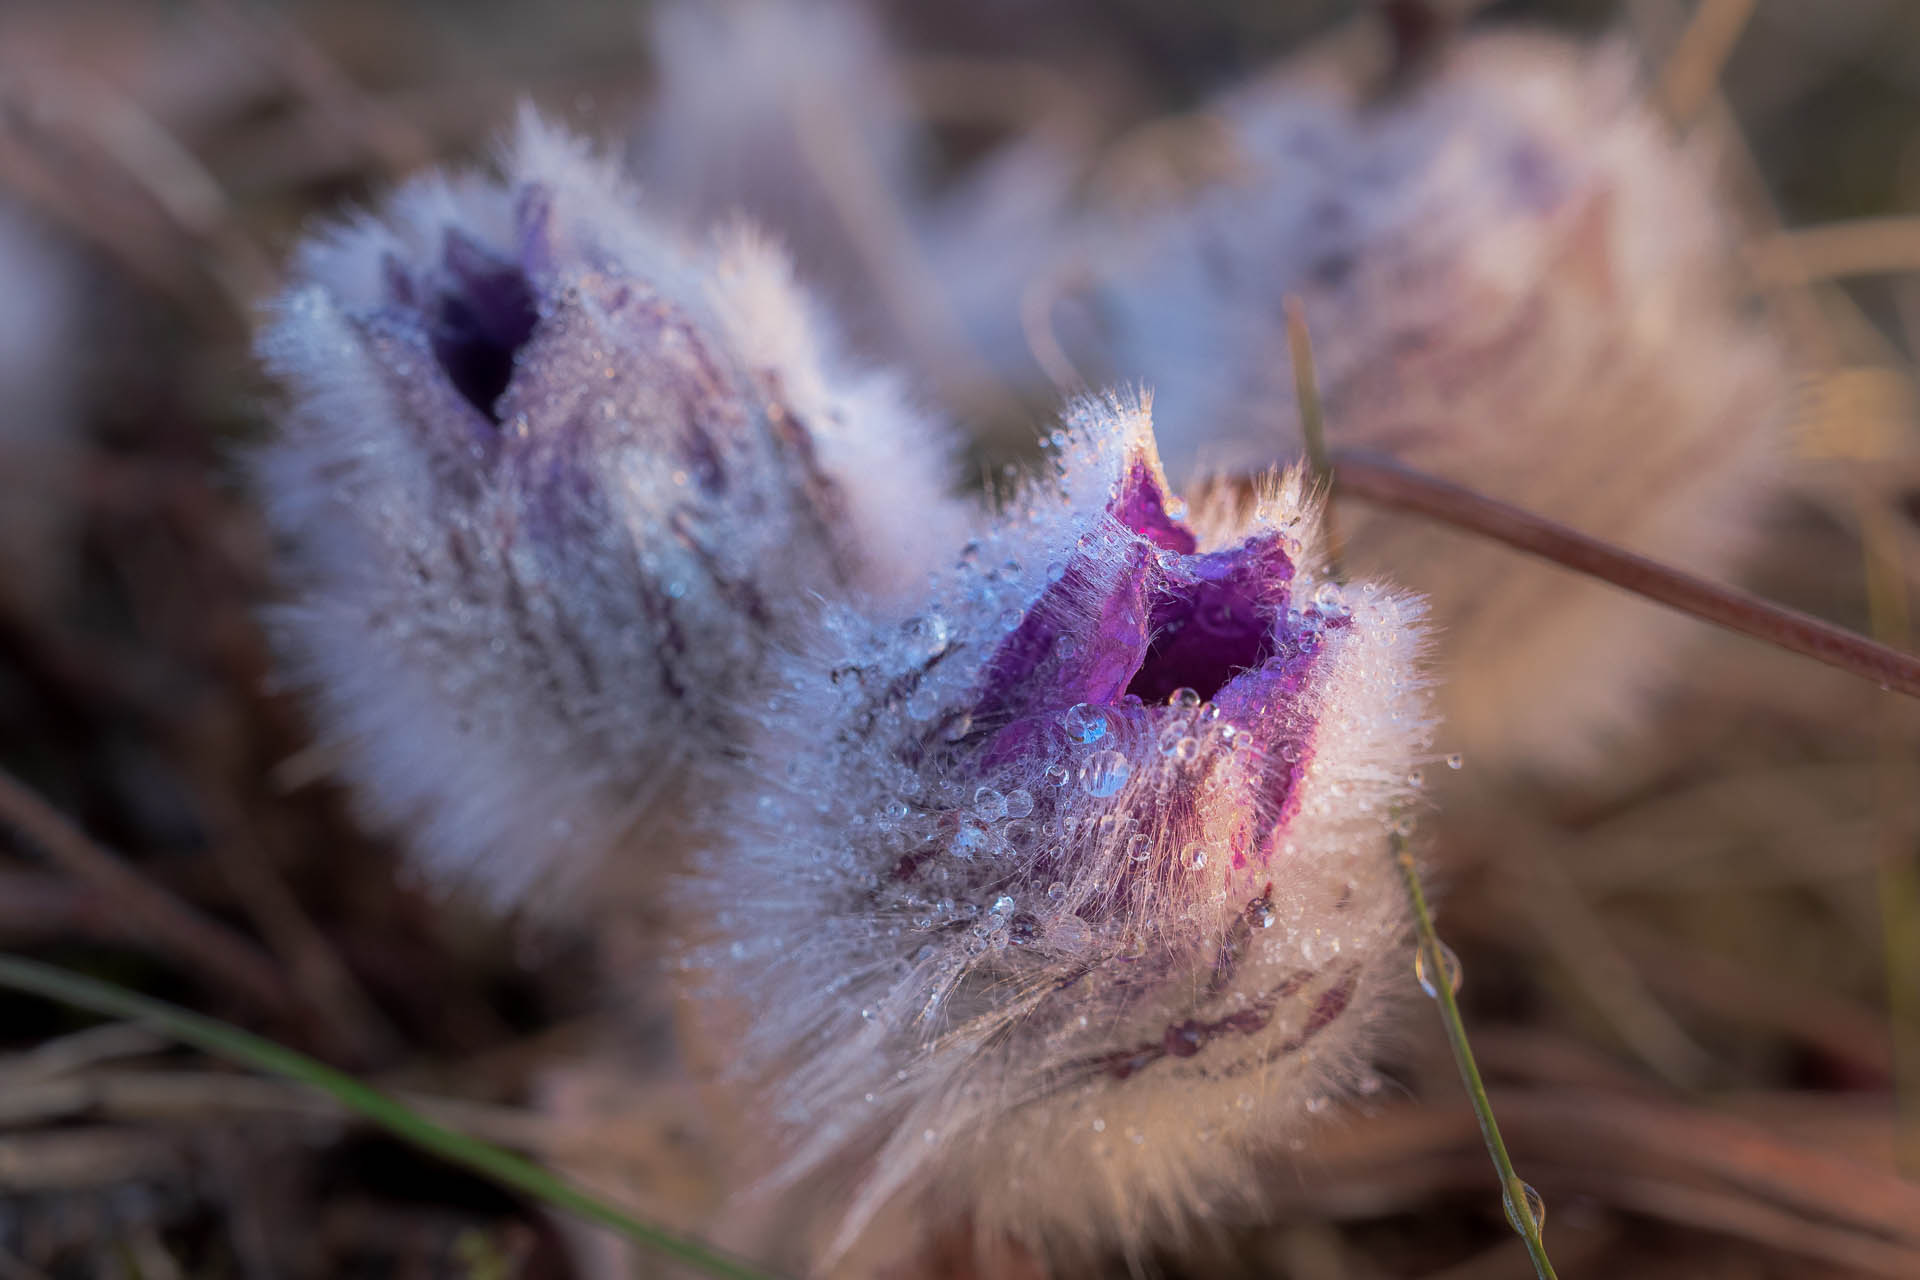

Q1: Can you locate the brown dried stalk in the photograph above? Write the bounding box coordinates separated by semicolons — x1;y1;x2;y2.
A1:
1327;448;1920;700
0;766;293;1018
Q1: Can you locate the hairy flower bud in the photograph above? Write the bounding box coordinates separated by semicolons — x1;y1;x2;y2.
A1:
1081;33;1786;773
255;113;961;904
676;397;1432;1269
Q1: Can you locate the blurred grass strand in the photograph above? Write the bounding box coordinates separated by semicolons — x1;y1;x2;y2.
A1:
1861;499;1920;1175
0;955;788;1280
1655;0;1756;127
1288;300;1555;1279
1395;840;1558;1279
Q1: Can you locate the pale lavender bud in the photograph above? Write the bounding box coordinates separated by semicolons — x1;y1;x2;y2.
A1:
677;397;1432;1268
255;113;961;906
1084;33;1787;774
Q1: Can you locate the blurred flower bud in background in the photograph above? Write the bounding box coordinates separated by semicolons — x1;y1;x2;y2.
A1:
676;398;1432;1272
651;4;1791;779
256;113;963;910
1070;32;1789;777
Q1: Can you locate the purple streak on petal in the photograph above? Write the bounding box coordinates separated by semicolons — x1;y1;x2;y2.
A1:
356;314;502;492
381;252;417;308
515;183;557;279
977;542;1157;740
1109;454;1196;554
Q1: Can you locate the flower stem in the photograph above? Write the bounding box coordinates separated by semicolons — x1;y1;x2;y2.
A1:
1328;447;1920;700
1395;838;1559;1279
1288;300;1554;1277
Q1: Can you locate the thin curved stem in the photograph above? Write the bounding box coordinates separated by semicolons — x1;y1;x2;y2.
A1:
1328;448;1920;701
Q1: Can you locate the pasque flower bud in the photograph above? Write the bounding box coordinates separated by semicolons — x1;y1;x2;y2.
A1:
255;113;961;905
677;397;1432;1269
1080;33;1786;775
643;11;1786;777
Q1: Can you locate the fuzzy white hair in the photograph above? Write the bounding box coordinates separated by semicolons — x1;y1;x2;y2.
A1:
676;398;1433;1271
256;112;963;909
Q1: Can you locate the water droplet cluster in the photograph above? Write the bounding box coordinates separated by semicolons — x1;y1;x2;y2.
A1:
673;400;1437;1262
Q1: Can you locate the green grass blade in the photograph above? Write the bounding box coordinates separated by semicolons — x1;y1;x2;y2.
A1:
1288;298;1554;1278
1394;839;1558;1279
0;954;787;1280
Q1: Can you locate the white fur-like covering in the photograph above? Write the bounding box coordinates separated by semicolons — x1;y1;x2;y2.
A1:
677;398;1433;1270
256;113;963;908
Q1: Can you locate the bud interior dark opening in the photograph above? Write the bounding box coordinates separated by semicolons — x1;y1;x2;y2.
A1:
1125;550;1283;706
429;230;538;421
1111;455;1285;706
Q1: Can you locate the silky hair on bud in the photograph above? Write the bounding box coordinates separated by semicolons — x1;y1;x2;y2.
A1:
675;395;1433;1271
255;111;963;909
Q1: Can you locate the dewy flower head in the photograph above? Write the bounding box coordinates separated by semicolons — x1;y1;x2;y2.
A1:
1082;31;1787;774
678;396;1432;1268
255;112;961;906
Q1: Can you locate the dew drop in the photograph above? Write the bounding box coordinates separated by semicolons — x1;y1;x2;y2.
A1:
1445;752;1465;770
1044;762;1071;788
1003;819;1035;848
1183;843;1209;869
1169;736;1199;762
1391;814;1417;838
1062;703;1110;744
997;607;1022;631
1167;687;1202;710
1414;941;1464;998
1045;561;1067;583
1004;789;1035;819
1305;1095;1329;1115
953;824;992;859
973;787;1008;821
1045;881;1066;902
1503;1181;1547;1237
1406;768;1425;789
1126;833;1154;862
1080;750;1130;797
